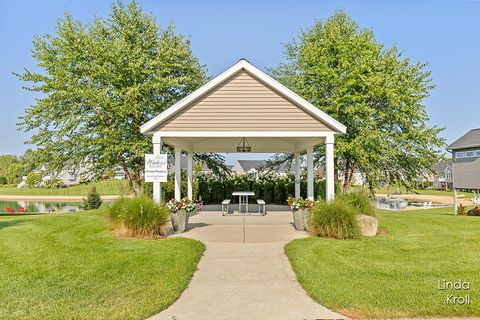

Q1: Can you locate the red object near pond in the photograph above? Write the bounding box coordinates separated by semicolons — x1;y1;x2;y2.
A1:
20;207;25;213
6;207;11;213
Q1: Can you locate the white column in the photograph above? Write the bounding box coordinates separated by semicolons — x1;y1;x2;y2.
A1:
306;146;314;200
187;152;193;200
326;134;335;202
174;147;182;200
152;133;162;203
453;188;458;215
294;152;300;198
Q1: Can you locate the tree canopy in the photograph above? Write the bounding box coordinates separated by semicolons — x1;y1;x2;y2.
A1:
270;11;445;193
16;1;227;195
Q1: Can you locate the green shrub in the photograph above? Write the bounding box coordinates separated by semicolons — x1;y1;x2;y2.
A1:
162;180;175;202
315;180;342;200
274;181;285;204
285;181;295;197
308;199;360;239
0;176;7;185
235;179;250;192
197;179;210;203
300;180;307;199
223;179;235;201
252;181;262;200
263;182;274;203
337;191;376;217
25;171;42;188
45;178;65;189
107;197;170;238
210;180;224;202
142;182;153;198
82;187;103;210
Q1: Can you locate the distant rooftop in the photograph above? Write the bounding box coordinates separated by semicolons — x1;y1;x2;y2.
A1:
448;128;480;150
434;159;452;172
236;160;288;173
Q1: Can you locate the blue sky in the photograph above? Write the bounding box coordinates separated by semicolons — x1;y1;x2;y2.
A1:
0;0;478;164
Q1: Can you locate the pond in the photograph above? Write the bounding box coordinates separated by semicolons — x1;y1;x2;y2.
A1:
0;201;83;213
375;196;409;210
374;196;449;210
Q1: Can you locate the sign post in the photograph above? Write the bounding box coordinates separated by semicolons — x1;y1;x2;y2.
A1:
145;154;168;183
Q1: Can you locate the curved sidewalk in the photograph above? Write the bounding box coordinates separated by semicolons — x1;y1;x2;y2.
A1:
149;211;347;320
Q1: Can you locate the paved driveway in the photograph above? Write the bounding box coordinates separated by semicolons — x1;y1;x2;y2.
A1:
148;211;347;320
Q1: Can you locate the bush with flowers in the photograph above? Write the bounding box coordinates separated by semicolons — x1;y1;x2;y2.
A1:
166;198;202;233
166;198;201;214
286;195;314;231
286;195;314;211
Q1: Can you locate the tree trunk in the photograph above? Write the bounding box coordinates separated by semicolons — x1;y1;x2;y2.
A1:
133;167;143;196
124;169;137;196
342;158;356;193
118;157;137;196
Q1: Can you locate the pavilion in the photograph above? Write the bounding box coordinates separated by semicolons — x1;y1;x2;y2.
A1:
140;59;346;203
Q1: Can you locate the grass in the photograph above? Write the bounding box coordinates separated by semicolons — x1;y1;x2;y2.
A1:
0;179;129;196
0;209;205;320
285;207;480;319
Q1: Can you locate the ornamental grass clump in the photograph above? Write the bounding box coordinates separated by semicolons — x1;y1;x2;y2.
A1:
308;199;360;240
337;191;376;217
108;197;169;238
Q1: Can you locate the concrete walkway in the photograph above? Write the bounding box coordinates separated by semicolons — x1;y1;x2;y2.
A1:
149;211;347;320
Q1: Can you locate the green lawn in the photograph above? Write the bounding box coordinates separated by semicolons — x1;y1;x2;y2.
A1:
0;209;204;320
0;179;129;196
285;207;480;319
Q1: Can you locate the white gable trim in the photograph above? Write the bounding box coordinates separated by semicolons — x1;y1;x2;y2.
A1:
140;59;347;135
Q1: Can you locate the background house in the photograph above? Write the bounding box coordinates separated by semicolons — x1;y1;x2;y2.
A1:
432;161;453;190
17;163;125;188
448;128;480;190
230;160;289;176
167;155;212;175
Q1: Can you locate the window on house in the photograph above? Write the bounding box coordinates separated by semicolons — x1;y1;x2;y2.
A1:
465;151;475;158
476;150;480;157
455;151;465;159
68;171;75;181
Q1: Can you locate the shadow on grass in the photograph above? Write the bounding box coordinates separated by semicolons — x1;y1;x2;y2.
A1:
0;219;25;230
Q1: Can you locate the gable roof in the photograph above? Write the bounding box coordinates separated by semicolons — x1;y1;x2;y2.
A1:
448;128;480;150
434;160;452;172
140;59;346;135
235;160;288;173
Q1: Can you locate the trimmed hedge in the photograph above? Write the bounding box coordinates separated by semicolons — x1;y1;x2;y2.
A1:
144;173;341;204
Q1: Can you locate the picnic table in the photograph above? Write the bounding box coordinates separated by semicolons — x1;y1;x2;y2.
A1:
232;191;255;213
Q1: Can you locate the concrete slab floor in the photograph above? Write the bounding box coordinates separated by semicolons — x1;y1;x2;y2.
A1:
151;211;348;320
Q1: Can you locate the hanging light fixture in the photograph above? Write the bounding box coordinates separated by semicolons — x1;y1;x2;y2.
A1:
236;137;252;152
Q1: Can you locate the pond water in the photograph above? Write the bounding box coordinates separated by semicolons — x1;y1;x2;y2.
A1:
375;196;409;210
374;196;448;210
0;201;82;213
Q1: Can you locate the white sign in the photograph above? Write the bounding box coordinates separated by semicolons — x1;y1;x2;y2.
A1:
145;154;168;182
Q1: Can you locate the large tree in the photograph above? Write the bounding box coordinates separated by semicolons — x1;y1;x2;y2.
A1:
270;11;445;193
17;1;227;196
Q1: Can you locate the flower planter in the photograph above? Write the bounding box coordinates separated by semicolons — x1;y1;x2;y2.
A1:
171;209;191;233
292;208;308;231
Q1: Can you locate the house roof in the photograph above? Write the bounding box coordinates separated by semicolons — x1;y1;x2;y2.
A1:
168;155;211;172
434;160;452;172
235;160;288;173
448;128;480;150
140;58;347;135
